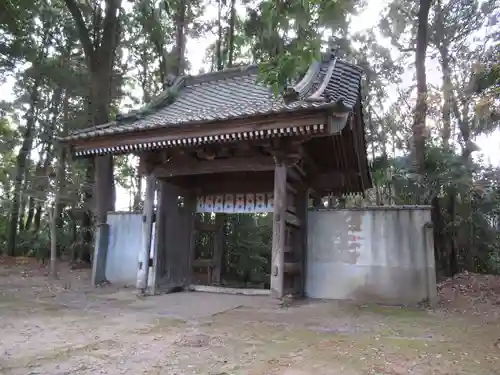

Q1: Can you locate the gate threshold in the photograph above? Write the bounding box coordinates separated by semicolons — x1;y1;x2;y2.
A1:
188;284;271;296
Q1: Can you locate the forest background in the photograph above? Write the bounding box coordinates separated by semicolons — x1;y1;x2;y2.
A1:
0;0;498;283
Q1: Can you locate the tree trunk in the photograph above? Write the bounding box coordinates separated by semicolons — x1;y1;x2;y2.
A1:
216;0;223;71
367;106;381;205
55;148;67;231
18;163;32;233
133;163;143;211
227;0;237;68
81;162;94;263
447;189;458;276
434;0;452;148
65;0;122;257
140;48;151;103
55;90;70;231
412;0;432;178
27;148;51;231
7;76;41;256
440;48;452;147
24;155;41;231
175;0;187;76
25;195;36;231
49;145;65;278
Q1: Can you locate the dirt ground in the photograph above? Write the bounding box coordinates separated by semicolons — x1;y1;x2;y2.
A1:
0;258;499;375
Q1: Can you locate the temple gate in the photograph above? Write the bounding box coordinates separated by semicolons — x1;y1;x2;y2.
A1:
61;51;372;299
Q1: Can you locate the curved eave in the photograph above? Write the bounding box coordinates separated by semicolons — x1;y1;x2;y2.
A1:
291;60;322;96
61;98;344;143
71;123;330;158
304;57;337;102
283;60;323;104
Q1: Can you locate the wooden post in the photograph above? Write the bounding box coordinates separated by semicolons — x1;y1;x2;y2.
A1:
150;180;165;295
296;187;309;297
137;174;155;293
271;161;287;299
184;192;197;288
213;213;225;285
158;185;195;292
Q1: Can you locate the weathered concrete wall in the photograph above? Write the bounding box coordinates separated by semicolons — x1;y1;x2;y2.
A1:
105;212;155;287
305;207;436;306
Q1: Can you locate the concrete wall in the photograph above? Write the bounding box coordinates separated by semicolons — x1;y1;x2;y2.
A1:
105;212;155;287
305;206;436;306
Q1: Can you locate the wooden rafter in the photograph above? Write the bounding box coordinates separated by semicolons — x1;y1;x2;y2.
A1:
70;112;338;157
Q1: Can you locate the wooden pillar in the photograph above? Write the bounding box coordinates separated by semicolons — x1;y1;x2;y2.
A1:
185;192;197;287
213;213;225;285
150;180;165;295
271;161;287;299
136;174;155;293
296;187;309;297
158;185;195;292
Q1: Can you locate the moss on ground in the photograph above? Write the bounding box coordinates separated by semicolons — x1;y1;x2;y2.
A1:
203;305;500;375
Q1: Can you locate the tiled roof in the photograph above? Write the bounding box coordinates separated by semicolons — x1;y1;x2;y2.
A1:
65;53;363;141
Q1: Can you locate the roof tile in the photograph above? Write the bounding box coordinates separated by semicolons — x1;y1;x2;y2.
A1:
65;55;363;141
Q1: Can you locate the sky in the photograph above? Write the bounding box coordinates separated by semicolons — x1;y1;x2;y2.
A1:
0;1;498;210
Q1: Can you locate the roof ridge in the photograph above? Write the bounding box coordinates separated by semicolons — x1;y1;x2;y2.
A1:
185;65;259;86
305;57;337;102
111;65;260;124
334;57;365;74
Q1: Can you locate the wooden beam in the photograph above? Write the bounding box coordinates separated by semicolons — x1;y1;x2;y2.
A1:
271;162;287;299
154;156;275;178
310;170;360;190
164;171;274;195
136;174;155;293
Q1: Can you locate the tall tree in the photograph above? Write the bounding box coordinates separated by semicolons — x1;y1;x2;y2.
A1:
6;6;54;256
413;0;432;176
64;0;123;225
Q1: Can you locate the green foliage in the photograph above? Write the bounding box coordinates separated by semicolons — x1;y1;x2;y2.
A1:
223;214;272;285
258;51;315;96
250;0;359;94
488;248;500;275
195;213;272;286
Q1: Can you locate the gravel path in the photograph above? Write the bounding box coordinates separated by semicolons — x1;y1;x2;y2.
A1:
0;259;498;375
